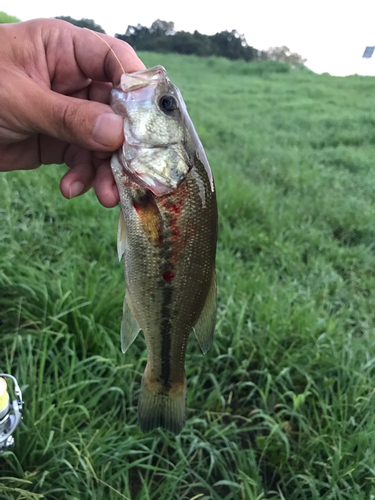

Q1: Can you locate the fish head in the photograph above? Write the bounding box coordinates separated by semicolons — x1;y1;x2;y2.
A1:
110;65;193;196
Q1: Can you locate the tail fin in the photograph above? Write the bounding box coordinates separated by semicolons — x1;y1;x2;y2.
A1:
137;375;187;435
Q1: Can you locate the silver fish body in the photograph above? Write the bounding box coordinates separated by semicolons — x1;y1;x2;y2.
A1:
110;66;217;434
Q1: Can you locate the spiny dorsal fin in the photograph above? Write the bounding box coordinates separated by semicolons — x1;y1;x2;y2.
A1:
193;272;217;354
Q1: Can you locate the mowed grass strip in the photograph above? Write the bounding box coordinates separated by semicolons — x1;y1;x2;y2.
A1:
1;53;375;499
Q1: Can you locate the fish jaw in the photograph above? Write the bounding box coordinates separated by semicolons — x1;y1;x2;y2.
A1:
119;65;169;92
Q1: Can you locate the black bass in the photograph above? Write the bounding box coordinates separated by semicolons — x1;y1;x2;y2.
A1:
110;66;217;435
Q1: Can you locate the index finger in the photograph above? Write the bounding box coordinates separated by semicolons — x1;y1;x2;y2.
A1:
73;28;146;85
43;19;146;88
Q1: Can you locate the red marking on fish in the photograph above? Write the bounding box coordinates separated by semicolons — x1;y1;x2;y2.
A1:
133;201;140;214
159;183;192;265
163;271;175;282
170;202;182;215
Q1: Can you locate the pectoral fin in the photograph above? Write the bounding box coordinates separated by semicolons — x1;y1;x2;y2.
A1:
193;272;217;354
121;291;141;353
117;209;127;262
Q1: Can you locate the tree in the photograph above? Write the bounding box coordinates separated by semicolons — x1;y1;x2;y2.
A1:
55;16;106;34
116;23;155;51
265;46;306;67
211;30;262;61
164;31;211;56
0;11;21;23
150;19;174;36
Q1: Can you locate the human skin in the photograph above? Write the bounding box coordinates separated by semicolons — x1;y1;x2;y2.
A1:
0;18;145;207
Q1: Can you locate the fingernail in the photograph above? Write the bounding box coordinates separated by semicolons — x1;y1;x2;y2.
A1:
93;113;123;147
68;181;84;198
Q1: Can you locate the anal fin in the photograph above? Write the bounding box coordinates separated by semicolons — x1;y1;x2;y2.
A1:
121;291;141;353
193;272;217;354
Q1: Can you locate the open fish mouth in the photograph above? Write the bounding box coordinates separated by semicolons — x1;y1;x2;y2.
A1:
119;65;169;92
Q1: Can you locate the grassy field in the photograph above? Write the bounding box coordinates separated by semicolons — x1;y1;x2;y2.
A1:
1;52;375;499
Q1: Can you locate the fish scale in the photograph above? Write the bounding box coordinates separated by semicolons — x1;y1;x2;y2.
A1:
110;66;217;434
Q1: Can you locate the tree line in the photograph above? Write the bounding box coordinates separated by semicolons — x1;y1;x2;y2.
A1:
54;16;306;66
115;19;264;62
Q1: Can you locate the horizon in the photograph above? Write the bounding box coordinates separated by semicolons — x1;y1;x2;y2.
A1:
3;0;375;77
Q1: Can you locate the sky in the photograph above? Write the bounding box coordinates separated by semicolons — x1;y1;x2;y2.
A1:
4;0;375;77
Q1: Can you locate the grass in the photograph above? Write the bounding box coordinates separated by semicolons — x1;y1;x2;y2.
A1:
1;53;375;499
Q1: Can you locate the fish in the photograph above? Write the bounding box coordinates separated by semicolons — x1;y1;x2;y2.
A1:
110;65;217;435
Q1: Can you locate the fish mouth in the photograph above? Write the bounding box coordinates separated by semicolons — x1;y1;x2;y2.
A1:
119;66;168;93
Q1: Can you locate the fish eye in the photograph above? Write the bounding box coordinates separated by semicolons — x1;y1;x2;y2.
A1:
159;94;178;113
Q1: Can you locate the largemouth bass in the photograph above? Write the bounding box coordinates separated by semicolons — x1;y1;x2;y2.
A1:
110;66;217;435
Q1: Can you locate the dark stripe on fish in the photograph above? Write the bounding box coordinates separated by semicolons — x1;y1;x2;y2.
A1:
158;216;174;391
160;284;172;390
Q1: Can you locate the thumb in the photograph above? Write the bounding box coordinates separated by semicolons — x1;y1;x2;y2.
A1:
16;78;124;151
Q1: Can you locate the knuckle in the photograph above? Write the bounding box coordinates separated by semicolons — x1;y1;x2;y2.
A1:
58;100;89;143
60;101;77;136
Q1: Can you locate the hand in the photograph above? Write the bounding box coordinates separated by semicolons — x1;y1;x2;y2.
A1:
0;19;145;207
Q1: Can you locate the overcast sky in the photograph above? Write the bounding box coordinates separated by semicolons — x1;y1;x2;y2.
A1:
5;0;375;77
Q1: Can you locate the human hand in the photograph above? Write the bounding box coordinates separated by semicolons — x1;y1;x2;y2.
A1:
0;18;145;207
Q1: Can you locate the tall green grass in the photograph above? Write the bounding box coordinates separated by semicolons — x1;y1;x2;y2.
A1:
1;53;375;499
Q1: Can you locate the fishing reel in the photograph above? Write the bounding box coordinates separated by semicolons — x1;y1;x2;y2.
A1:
0;374;23;454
